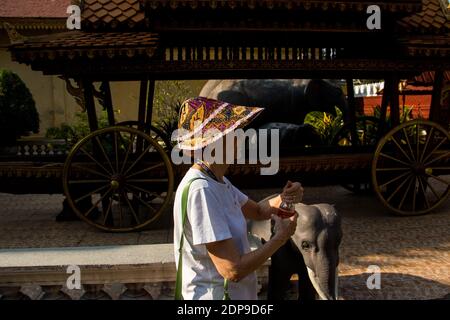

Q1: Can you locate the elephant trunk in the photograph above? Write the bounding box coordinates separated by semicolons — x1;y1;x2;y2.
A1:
307;254;339;300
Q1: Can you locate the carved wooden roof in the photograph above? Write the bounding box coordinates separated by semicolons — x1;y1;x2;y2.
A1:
81;0;424;29
0;0;70;30
399;0;449;33
0;0;70;18
82;0;145;29
142;0;423;12
6;0;449;76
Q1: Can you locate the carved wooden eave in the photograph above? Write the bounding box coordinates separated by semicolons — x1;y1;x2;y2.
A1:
59;77;86;112
10;31;159;64
0;18;66;31
403;35;450;57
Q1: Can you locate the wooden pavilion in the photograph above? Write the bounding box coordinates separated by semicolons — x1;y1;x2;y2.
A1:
7;0;449;130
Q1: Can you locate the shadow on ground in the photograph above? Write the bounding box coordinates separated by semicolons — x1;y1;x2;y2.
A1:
339;273;450;300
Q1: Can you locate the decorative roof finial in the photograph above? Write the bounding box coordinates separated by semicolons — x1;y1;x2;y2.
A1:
3;23;27;45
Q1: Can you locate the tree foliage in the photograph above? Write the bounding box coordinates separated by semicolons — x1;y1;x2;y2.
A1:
0;70;40;146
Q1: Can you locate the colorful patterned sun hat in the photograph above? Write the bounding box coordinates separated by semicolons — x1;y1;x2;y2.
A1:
175;97;263;150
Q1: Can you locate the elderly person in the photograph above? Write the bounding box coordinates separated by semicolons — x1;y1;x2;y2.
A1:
173;97;303;300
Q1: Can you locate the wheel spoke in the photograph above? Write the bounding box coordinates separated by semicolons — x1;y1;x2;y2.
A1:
69;179;109;184
402;128;416;161
102;197;113;226
79;147;112;175
114;131;119;173
74;184;109;203
390;135;413;162
125;183;161;198
85;187;113;217
123;144;152;176
398;175;414;210
418;177;430;209
420;127;434;162
122;192;141;225
379;170;412;189
379;152;410;166
126;162;165;179
125;187;157;213
118;193;123;227
423;137;448;164
120;133;135;174
424;151;450;167
127;178;169;183
412;177;418;212
376;168;410;172
387;174;413;203
94;136;115;174
416;123;420;161
72;164;111;179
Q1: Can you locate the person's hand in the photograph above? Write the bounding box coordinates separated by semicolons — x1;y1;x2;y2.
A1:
281;180;304;204
272;212;298;243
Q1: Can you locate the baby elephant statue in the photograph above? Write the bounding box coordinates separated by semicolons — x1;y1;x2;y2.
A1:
249;195;343;300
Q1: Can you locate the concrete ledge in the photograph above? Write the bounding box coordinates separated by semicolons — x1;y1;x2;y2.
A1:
0;243;269;287
0;244;174;268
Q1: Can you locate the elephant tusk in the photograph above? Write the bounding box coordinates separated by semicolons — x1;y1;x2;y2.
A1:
307;267;329;300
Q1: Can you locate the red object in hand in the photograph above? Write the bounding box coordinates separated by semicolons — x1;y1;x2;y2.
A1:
277;207;296;219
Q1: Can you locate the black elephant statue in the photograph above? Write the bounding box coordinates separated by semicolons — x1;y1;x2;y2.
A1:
199;79;349;129
258;122;322;149
249;194;343;300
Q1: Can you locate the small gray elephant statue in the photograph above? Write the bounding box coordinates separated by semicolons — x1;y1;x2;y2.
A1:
249;195;343;300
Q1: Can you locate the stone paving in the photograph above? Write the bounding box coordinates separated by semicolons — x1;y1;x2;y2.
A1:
0;185;449;300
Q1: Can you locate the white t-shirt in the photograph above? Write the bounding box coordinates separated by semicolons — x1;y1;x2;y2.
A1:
173;167;258;300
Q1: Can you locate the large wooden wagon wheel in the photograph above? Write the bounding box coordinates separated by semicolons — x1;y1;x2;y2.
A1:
63;126;174;232
115;120;172;152
372;120;450;215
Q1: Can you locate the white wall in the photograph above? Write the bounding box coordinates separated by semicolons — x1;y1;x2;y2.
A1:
0;48;78;135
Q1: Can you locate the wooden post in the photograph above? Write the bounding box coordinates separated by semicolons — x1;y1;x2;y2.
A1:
145;79;156;134
430;70;444;123
138;80;148;128
390;75;400;126
136;79;148;151
378;77;391;138
82;80;98;132
346;78;358;146
102;81;115;126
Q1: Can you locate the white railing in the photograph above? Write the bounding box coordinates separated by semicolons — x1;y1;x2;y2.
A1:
3;138;69;157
